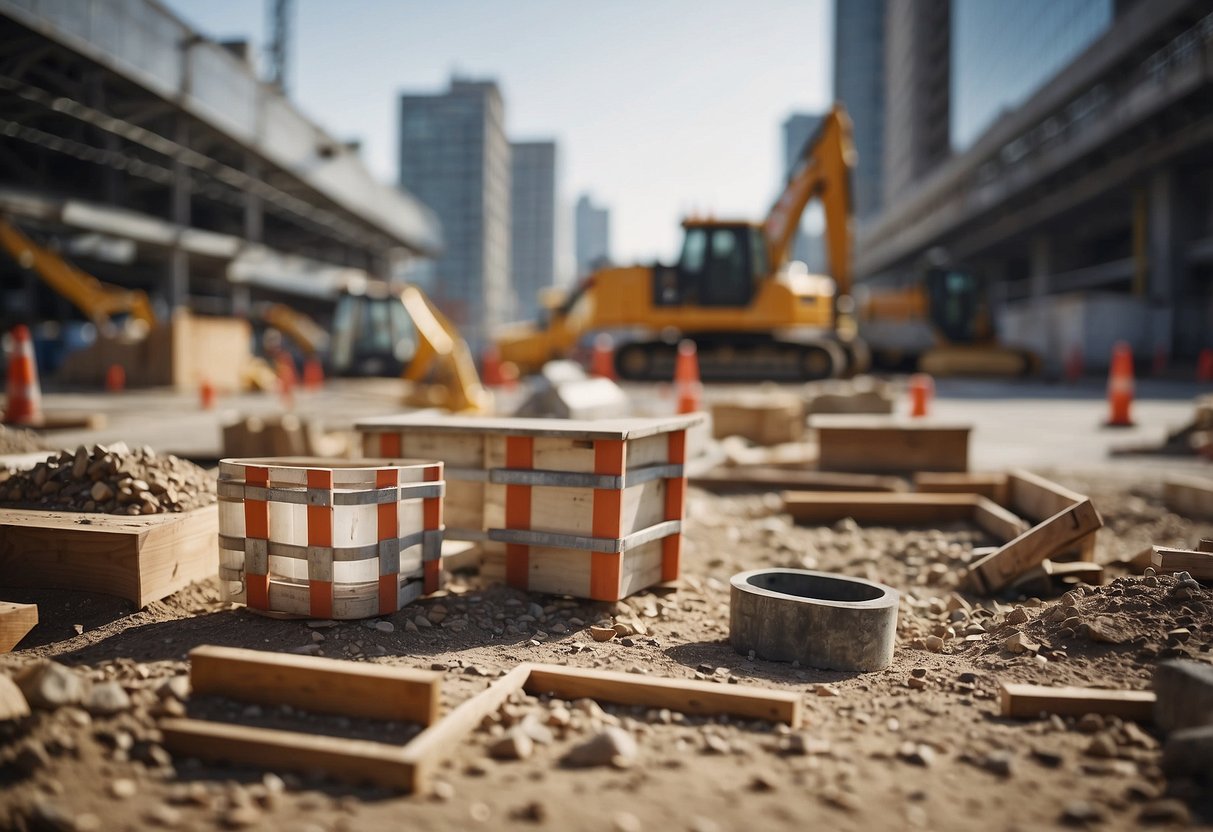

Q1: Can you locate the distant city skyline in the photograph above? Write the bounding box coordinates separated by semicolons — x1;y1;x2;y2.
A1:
163;0;832;263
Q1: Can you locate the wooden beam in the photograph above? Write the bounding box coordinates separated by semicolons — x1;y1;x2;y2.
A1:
1000;683;1155;721
914;471;1008;504
1164;475;1213;521
814;421;971;474
1151;546;1213;581
0;601;37;653
783;491;981;525
188;645;441;725
692;468;906;494
160;719;416;790
1006;470;1087;522
523;665;802;727
972;497;1030;542
965;499;1103;594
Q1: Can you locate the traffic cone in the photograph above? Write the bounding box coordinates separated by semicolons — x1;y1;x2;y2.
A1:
674;339;702;414
908;373;934;418
105;364;125;393
1198;348;1213;383
275;352;297;410
302;356;324;391
3;324;42;426
591;334;616;380
1105;341;1134;427
1064;345;1083;383
199;377;216;411
481;344;504;387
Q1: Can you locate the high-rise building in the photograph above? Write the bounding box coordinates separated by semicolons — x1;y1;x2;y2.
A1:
510;141;558;322
574;194;610;278
781;113;826;272
833;0;886;220
882;0;951;207
398;78;511;350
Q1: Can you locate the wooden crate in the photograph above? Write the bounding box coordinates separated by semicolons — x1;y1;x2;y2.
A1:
0;505;217;607
813;416;971;473
217;458;443;619
711;394;805;446
357;415;703;601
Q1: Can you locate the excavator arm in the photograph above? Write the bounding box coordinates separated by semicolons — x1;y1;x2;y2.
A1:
0;216;156;332
762;104;857;298
398;286;492;413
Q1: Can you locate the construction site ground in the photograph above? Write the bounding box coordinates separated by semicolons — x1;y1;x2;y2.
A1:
2;375;1211;831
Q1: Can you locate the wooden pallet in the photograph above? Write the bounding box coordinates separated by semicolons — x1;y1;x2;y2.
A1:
163;648;801;794
813;417;971;474
0;601;37;653
0;505;218;607
357;415;703;601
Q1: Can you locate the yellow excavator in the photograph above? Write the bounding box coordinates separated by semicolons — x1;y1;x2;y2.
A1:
497;102;1034;380
497;104;864;381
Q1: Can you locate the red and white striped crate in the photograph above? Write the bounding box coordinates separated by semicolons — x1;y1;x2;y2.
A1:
355;415;703;602
217;457;443;619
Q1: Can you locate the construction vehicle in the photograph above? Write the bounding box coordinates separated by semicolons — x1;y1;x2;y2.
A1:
329;283;492;413
497;104;864;382
0;215;156;335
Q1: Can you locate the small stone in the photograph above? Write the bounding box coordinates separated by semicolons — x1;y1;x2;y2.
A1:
983;750;1014;777
899;742;936;767
924;635;944;653
156;677;191;701
749;770;778;792
612;811;642;832
15;739;51;775
1138;798;1191;826
814;685;839;697
907;676;928;690
1005;607;1029;625
489;728;534;761
1061;801;1104;825
702;733;731;754
85;681;132;716
519;715;554;745
15;661;86;710
431;781;456;802
564;727;638;768
1086;733;1118;759
1003;631;1040;655
1085;617;1123;644
374;621;395;633
1077;713;1104;733
589;626;617;642
146;803;183;828
222;805;262;829
90;481;114;502
109;778;138;799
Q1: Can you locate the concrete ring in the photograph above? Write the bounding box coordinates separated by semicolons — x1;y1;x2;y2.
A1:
730;568;899;672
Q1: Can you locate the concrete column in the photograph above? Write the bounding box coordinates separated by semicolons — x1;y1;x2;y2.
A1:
1028;234;1051;299
243;154;263;244
168;119;191;311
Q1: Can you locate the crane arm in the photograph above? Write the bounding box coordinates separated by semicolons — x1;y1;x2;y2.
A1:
0;216;157;330
761;104;857;297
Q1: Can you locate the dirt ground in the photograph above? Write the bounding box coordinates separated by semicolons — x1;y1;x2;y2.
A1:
2;469;1212;831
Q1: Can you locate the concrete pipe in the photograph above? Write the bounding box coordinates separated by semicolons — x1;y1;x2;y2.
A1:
730;568;899;672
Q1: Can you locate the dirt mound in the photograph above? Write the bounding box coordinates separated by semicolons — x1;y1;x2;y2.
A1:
0;442;215;515
0;424;45;454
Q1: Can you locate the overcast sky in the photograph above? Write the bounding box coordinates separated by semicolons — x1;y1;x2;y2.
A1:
164;0;833;263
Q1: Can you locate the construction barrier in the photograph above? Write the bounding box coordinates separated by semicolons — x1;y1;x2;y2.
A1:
675;339;702;414
1105;341;1134;427
3;324;42;426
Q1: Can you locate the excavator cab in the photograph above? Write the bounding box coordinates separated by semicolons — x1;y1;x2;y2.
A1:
654;222;766;308
924;268;992;345
329;290;418;377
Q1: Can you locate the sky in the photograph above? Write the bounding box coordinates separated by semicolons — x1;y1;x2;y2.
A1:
163;0;833;264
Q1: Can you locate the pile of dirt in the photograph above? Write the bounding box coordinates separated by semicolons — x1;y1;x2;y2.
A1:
0;424;45;454
0;442;215;515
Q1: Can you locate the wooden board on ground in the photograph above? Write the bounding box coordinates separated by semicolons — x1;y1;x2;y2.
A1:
0;601;37;653
692;467;906;494
163;654;800;795
782;492;1028;542
1000;682;1155;721
0;505;218;607
1006;470;1097;562
914;472;1008;505
813;417;970;474
964;499;1103;595
1163;474;1213;521
1151;546;1213;581
30;412;107;431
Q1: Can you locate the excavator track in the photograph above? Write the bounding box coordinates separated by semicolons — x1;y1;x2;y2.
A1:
613;336;848;383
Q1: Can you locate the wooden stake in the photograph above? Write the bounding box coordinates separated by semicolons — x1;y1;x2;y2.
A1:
0;601;37;653
1000;683;1155;721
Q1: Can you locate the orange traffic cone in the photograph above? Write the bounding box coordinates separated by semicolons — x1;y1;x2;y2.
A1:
674;340;702;414
1198;348;1213;383
105;364;125;393
908;373;934;418
481;344;504;387
1105;341;1134;427
199;378;216;411
3;324;42;425
1064;345;1083;383
275;352;297;410
591;334;616;380
302;356;324;391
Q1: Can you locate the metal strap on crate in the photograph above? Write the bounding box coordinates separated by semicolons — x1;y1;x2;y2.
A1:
217;481;443;505
488;520;682;554
488;462;683;490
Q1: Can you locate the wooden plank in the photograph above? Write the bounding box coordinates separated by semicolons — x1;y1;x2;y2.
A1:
815;421;971;474
783;491;980;525
972;497;1030;542
1000;683;1155;721
523;665;801;727
0;601;37;653
914;471;1008;504
1151;546;1213;581
357;413;704;442
0;505;218;607
1007;470;1087;522
692;468;906;494
711;396;806;446
1164;474;1213;520
400;663;532;794
188;646;441;725
160;718;416;790
964;499;1103;594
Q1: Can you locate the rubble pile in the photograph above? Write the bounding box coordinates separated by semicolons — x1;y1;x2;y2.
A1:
0;424;45;455
0;443;216;515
